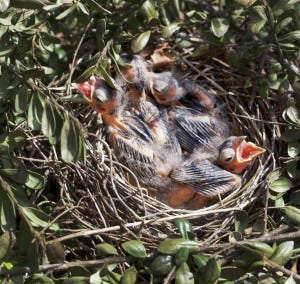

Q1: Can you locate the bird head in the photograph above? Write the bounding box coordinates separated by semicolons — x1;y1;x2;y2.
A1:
148;72;184;105
218;136;265;174
73;76;117;114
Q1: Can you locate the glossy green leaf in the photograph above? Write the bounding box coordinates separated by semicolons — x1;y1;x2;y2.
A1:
280;206;300;225
287;141;300;157
27;93;45;131
131;31;151;53
41;100;57;140
157;238;198;255
175;262;194;284
140;0;158;22
0;131;26;154
25;171;44;190
85;0;109;13
279;30;300;42
0;0;10;12
192;253;209;273
95;243;118;255
174;218;193;239
204;258;221;283
121;266;137;284
0;155;27;185
283;107;300;126
22;207;59;231
270;241;294;266
121;240;147;258
175;247;189;266
55;4;76;20
162;22;181;38
24;273;54;283
150;254;173;276
243;242;275;257
0;187;16;231
0;231;11;262
89;271;101;284
269;177;293;193
234;210;249;234
211;18;229;38
61;116;85;163
15;84;29;113
98;66;117;90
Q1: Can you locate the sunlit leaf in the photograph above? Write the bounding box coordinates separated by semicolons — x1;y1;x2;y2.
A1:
55;4;76;20
121;240;147;258
140;0;158;22
280;206;300;225
270;241;294;266
157;238;198;255
269;177;293;193
162;22;181;38
175;262;194;284
131;31;151;53
243;242;274;257
22;207;59;231
121;266;137;284
279;30;300;42
25;171;44;190
0;0;10;12
89;271;101;284
95;243;118;255
211;18;229;37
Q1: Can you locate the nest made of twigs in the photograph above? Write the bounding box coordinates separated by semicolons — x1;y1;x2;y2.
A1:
27;49;277;249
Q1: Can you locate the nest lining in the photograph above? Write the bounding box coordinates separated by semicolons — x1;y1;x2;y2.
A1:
25;53;277;246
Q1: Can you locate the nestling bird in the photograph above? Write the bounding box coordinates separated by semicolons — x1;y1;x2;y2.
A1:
73;68;265;209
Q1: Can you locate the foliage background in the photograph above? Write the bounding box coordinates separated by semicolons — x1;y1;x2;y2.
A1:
0;0;299;283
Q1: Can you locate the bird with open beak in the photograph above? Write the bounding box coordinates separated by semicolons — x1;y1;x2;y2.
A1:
73;72;265;209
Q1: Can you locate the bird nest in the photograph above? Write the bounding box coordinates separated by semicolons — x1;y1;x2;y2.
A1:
34;50;276;248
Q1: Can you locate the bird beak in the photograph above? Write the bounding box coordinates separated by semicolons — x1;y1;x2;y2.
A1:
72;81;93;102
236;138;266;163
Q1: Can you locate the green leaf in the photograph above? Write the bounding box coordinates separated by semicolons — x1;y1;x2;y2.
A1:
150;255;174;276
175;262;194;284
174;218;193;239
140;0;159;22
0;131;26;154
162;22;181;38
287;141;300;157
15;84;29;113
269;177;293;193
24;273;54;284
175;247;189;266
131;31;151;53
234;210;249;234
221;266;247;281
121;240;147;258
204;258;221;283
60;116;85;163
121;266;137;284
98;65;117;90
55;4;77;20
210;18;229;38
283;107;300;126
192;253;209;273
95;243;118;255
22;207;59;231
0;231;11;262
27;93;45;131
25;171;44;190
0;185;16;231
280;206;300;225
89;271;101;284
41;100;57;140
157;238;198;255
242;242;275;257
0;155;27;185
0;0;10;12
21;68;45;79
250;19;267;34
270;241;294;266
74;65;96;83
279;30;300;42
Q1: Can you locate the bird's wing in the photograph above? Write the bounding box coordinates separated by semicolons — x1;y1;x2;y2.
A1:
170;106;229;152
171;159;241;197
